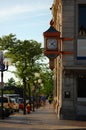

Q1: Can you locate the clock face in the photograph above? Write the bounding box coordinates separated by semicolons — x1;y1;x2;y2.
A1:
47;39;57;50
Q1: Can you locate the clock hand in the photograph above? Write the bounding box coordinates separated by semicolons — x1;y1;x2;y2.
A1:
51;42;55;46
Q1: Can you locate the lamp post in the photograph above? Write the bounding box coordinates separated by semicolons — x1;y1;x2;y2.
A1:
28;83;31;111
0;51;8;119
37;79;42;94
34;73;40;95
31;85;35;111
34;73;43;91
34;73;44;108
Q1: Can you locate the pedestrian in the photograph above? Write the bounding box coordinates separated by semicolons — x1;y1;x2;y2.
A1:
40;95;46;108
48;95;53;109
26;101;30;113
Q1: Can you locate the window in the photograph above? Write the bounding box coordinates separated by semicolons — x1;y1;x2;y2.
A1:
77;5;86;60
78;5;86;36
78;75;86;97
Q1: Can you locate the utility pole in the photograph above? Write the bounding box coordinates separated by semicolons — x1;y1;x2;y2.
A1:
0;51;8;119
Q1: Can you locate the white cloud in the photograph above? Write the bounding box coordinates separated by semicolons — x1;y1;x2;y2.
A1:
0;1;52;20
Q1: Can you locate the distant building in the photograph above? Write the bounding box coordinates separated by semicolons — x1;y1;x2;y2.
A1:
52;0;86;120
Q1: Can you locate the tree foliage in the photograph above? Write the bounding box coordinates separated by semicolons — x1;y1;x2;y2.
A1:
0;34;54;98
0;34;42;80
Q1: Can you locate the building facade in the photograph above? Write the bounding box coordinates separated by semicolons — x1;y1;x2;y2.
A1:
52;0;86;120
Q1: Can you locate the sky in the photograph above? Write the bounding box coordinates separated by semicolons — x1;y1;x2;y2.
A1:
0;0;53;46
0;0;53;83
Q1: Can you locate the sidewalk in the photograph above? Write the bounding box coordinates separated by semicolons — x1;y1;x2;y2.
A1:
0;102;86;130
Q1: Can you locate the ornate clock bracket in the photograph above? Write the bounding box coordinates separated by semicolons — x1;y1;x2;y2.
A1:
43;19;73;70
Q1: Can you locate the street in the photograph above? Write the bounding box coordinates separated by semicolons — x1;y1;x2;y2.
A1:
0;103;86;130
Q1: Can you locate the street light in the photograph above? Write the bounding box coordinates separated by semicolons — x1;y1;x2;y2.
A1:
0;51;9;119
34;73;43;92
38;79;42;84
34;72;40;78
31;85;35;111
34;73;44;108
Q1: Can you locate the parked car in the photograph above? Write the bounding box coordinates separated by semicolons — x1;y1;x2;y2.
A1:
10;98;19;112
17;98;24;110
0;96;13;114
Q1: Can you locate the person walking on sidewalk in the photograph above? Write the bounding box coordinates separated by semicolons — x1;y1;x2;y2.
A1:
48;95;53;109
40;95;46;108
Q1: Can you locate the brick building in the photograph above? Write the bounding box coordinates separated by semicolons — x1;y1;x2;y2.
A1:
51;0;86;120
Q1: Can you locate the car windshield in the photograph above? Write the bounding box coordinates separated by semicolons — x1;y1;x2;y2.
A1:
17;98;23;104
10;98;16;103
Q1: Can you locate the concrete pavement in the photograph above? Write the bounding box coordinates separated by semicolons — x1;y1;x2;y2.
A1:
0;102;86;130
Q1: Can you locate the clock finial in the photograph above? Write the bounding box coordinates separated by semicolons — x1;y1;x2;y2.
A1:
50;19;54;26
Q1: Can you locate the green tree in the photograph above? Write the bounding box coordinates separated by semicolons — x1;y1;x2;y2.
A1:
5;77;16;86
0;34;42;114
39;68;53;97
0;34;42;79
32;59;54;97
0;34;54;112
